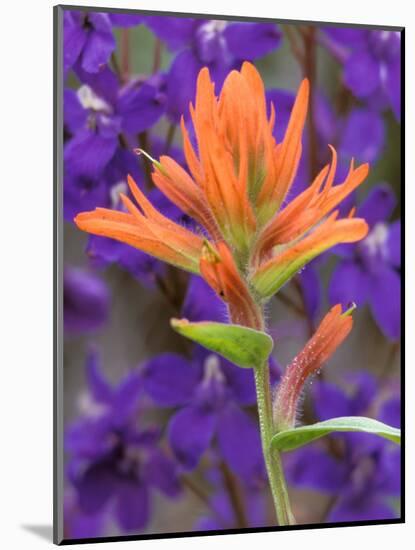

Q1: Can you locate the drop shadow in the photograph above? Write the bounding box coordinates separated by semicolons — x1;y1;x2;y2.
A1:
22;524;54;543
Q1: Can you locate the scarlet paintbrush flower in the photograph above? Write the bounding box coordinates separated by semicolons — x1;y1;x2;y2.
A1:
273;304;354;430
74;61;369;324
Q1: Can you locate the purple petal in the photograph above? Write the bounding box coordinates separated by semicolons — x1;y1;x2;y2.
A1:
340;108;385;163
64;89;87;134
194;22;230;65
65;418;112;460
369;266;401;340
216;404;264;483
182;276;226;323
224;23;281;60
85;348;114;404
63;12;86;73
145;16;197;51
144;450;181;497
286;446;348;493
314;92;337;144
81;14;116;73
64;128;118;178
74;64;120;105
358;183;397;228
323;28;368;48
117;79;166;134
266;89;295;143
344;50;380;98
329;259;370;309
64;174;109;222
76;462;116;514
345;371;377;415
112;371;142;424
115;482;150;532
313;380;353;421
166;50;201;123
378;396;401;428
168;404;217;470
221;361;257;406
385;58;401;120
386;220;401;268
64;267;110;333
141;353;201;407
64;492;104;539
375;446;401;495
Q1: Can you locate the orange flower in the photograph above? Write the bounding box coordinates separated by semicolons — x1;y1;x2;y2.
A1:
74;62;369;324
75;175;203;273
273;304;354;430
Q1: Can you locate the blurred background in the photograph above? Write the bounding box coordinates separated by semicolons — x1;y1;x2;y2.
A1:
62;9;401;540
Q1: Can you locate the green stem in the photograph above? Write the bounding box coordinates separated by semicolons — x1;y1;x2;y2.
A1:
253;360;295;526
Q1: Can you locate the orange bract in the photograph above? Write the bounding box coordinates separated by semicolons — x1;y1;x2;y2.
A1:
273;304;354;429
75;175;203;274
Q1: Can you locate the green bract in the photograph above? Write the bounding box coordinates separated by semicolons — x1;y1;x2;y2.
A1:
170;319;273;369
271;416;401;452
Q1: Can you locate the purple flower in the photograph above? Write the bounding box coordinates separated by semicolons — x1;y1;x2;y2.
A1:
329;183;401;340
63;73;168;221
145;17;281;122
141;347;266;485
64;489;105;539
64;73;166;178
66;349;181;533
64;11;116;74
323;28;401;120
182;276;226;323
64;266;110;334
286;374;401;522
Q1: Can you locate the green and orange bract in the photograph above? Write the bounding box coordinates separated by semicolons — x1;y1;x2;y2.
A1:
273;304;354;430
74;61;369;319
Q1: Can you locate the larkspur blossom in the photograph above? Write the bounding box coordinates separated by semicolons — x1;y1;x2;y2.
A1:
66;349;181;532
329;183;401;340
141;347;270;482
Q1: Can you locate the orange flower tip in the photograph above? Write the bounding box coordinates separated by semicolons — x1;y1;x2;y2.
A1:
341;302;357;317
361;162;370;177
73;211;90;229
126;173;138;188
299;77;310;98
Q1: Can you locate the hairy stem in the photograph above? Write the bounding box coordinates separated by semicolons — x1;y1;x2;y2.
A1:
253;358;295;526
229;306;295;526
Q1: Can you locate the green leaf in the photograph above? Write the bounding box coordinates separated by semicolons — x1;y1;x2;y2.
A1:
271;416;401;452
170;319;273;369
